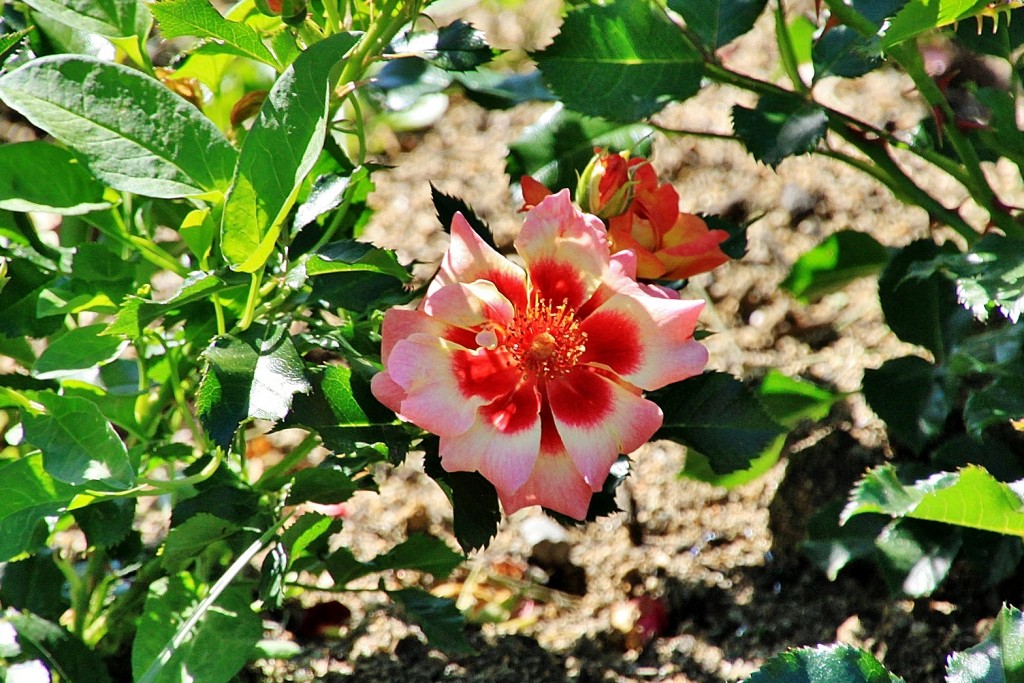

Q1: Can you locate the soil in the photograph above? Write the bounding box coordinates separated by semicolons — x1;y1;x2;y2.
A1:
241;2;1024;682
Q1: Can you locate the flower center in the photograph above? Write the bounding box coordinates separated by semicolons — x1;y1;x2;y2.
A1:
504;298;587;379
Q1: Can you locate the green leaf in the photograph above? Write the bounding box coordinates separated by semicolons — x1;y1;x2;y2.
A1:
947;604;1024;683
506;106;653;195
908;233;1024;323
32;323;127;379
880;239;971;360
843;464;1024;537
280;512;341;567
196;323;311;447
803;500;888;580
150;0;278;67
0;142;109;215
22;392;135;489
732;93;828;168
862;356;951;454
0;455;77;561
782;231;891;303
6;611;114;683
875;518;961;597
304;240;410;282
882;0;991;49
73;499;135;548
423;443;501;553
221;32;358;272
103;271;231;339
0;27;34;59
390;588;472;655
651;371;785;475
162;513;239;572
455;70;555;110
286;467;357;505
668;0;768;49
758;369;843;427
0;56;237;198
388;20;498;71
326;533;463;585
132;573;262;683
0;553;71;622
533;1;703;121
430;183;497;251
746;643;905;682
964;376;1024;438
22;0;151;40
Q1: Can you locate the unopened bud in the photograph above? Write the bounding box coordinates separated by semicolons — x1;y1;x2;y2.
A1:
576;149;633;219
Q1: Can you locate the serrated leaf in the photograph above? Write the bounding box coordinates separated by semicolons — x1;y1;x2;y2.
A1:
6;611;114;683
390;588;472;655
103;271;230;339
22;0;150;40
132;573;262;683
875;518;961;597
221;31;358;272
533;1;703;121
0;27;33;59
880;239;971;361
862;355;951;454
455;69;555;110
883;0;992;49
507;105;653;195
747;643;905;682
946;604;1024;683
389;20;498;71
0;142;109;215
196;323;311;447
162;513;239;572
423;443;500;553
32;323;128;379
804;500;889;580
732;93;828;168
430;183;496;251
783;231;890;303
651;371;785;475
280;512;341;566
0;455;77;561
151;0;278;67
0;554;71;622
668;0;768;49
286;467;357;505
22;392;135;489
964;376;1024;438
304;240;410;281
326;533;463;586
909;233;1024;323
843;464;1024;537
0;56;236;198
73;499;135;548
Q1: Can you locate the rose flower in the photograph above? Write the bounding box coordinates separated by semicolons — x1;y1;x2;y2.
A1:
522;148;731;281
371;191;708;519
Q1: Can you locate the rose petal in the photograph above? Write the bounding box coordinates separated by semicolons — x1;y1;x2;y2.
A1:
432;213;528;309
440;380;542;494
422;280;515;331
515;190;608;309
581;280;706;390
547;369;662;490
380;308;453;364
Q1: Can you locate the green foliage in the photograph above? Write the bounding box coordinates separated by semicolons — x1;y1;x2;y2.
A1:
783;231;890;303
668;0;768;49
150;0;279;67
731;93;828;168
947;604;1024;682
533;1;703;121
506;106;654;194
746;643;906;682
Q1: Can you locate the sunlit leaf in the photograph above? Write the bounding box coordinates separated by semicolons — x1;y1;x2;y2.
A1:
33;324;128;379
0;56;236;198
151;0;278;67
874;518;961;598
388;20;498;71
747;643;905;682
0;455;76;561
221;32;358;272
22;0;151;40
533;1;703;121
883;0;993;48
783;231;890;303
196;323;311;447
947;604;1024;683
22;392;135;489
843;464;1024;537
